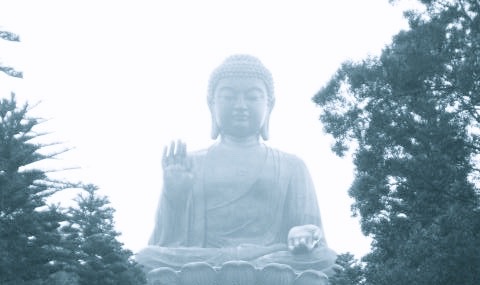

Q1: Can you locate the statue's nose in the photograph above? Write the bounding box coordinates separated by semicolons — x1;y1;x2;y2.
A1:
233;95;247;109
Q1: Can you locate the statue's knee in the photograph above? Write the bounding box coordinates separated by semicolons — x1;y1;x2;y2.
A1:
146;267;178;285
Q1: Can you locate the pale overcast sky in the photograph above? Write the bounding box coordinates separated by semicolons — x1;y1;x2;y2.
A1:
0;0;421;257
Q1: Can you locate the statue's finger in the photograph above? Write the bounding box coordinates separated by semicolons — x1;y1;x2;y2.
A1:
162;145;168;168
184;142;188;159
313;230;323;246
293;238;300;247
313;227;322;239
181;142;191;169
176;140;184;163
169;141;175;159
306;236;313;247
172;140;180;164
299;237;307;246
179;141;187;160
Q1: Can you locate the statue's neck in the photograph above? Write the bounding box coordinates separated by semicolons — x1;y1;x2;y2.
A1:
220;135;261;148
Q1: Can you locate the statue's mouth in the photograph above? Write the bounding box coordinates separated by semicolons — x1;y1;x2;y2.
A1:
232;114;249;120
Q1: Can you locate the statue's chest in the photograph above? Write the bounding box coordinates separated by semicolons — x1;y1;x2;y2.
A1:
203;148;274;205
205;146;265;179
207;158;260;183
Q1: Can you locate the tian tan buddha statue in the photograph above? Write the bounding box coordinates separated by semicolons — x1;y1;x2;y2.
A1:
136;54;339;282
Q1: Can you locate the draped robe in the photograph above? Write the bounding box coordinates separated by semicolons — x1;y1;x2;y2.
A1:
136;144;337;273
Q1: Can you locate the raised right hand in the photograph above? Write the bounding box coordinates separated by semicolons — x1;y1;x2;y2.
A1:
162;140;194;192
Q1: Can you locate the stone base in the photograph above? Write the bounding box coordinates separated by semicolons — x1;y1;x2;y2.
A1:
146;261;330;285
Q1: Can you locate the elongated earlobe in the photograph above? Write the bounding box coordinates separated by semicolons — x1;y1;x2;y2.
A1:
211;116;219;139
208;100;220;140
261;103;274;141
261;118;270;140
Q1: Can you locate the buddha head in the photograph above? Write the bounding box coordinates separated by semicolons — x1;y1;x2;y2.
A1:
208;55;275;140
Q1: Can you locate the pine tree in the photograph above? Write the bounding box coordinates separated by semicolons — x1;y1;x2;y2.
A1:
2;28;145;284
329;253;365;285
313;0;480;284
62;184;146;285
0;94;72;284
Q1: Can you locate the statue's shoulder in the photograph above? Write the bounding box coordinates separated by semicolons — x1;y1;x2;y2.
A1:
265;146;307;168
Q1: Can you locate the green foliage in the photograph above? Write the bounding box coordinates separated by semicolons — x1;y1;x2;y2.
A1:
0;30;20;41
61;184;146;285
313;0;480;284
330;253;365;285
1;29;145;284
0;29;23;78
0;94;71;283
0;95;145;284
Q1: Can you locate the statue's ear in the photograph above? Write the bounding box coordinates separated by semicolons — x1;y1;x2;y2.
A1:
208;99;219;140
260;118;270;141
211;116;220;139
261;101;275;141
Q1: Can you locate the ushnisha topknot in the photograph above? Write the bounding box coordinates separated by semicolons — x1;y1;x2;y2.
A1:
208;54;275;105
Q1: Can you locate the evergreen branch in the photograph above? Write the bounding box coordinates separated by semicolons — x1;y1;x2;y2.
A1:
43;166;81;174
0;30;20;41
0;65;23;78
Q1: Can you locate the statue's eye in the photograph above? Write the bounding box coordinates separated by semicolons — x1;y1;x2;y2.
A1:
217;90;235;102
245;90;265;101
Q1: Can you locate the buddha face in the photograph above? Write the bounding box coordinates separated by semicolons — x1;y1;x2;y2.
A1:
210;77;271;139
